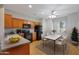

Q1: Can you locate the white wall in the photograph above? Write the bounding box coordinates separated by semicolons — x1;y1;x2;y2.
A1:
53;12;79;39
0;6;4;49
75;11;79;30
66;12;78;38
42;11;79;39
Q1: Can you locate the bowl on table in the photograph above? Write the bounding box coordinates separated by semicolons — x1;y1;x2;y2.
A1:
9;36;20;43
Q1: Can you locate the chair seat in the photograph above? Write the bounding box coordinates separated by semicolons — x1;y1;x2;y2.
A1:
43;38;47;40
56;38;64;45
56;41;63;45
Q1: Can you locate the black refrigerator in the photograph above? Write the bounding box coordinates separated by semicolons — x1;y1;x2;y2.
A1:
34;25;42;40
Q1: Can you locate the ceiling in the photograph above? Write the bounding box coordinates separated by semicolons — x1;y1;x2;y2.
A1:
4;4;79;19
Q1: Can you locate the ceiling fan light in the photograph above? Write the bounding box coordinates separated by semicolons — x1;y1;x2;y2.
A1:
51;15;56;18
48;15;52;18
53;11;56;14
48;15;56;18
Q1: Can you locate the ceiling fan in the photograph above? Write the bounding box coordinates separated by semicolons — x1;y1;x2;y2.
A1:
48;10;60;18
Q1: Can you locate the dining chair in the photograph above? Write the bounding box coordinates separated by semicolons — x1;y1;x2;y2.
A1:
41;34;53;48
55;36;67;54
41;34;47;48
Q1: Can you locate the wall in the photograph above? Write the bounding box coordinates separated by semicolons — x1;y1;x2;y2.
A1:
42;11;79;39
0;5;4;49
66;12;79;39
53;12;79;39
75;11;79;30
5;9;41;23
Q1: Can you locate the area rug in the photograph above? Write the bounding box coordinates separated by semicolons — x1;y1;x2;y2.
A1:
36;43;67;55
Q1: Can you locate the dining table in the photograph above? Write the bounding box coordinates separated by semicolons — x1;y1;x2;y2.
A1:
44;34;62;54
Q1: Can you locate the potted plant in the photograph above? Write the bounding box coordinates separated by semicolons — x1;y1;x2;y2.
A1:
71;27;79;46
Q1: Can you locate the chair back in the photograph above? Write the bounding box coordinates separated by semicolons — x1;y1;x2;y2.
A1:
56;35;67;45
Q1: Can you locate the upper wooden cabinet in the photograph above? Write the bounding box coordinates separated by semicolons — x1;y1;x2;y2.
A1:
5;14;13;28
5;14;40;29
12;18;25;28
12;18;19;28
18;19;25;28
5;14;25;28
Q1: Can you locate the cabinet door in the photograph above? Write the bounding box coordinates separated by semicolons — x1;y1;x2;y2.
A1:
12;18;25;28
12;18;19;28
5;14;12;28
18;19;24;28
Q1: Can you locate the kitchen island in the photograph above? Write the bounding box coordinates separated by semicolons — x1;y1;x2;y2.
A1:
0;34;30;55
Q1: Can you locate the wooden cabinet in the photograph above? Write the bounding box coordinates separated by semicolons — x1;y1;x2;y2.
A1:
18;19;24;28
1;43;30;55
5;14;25;28
12;18;25;28
5;14;13;28
12;18;19;28
5;14;40;29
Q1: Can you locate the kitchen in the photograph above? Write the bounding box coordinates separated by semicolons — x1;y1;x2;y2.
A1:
0;4;42;55
0;4;79;55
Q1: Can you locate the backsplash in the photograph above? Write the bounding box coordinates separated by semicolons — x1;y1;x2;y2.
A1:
5;28;34;35
5;28;17;35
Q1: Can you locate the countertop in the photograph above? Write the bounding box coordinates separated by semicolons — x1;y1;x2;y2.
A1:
1;34;30;51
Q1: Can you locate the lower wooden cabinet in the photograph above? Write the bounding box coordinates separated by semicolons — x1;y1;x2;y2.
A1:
1;43;30;55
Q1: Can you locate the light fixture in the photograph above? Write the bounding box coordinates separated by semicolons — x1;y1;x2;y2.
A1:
51;15;56;18
48;10;57;19
48;15;52;18
53;11;56;14
48;15;56;18
28;4;32;8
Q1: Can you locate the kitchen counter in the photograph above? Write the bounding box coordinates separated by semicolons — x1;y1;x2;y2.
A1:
1;34;30;51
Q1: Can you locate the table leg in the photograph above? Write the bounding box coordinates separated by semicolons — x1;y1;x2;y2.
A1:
43;40;44;48
53;40;55;55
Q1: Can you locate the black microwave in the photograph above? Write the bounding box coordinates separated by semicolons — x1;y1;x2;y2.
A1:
22;24;31;29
